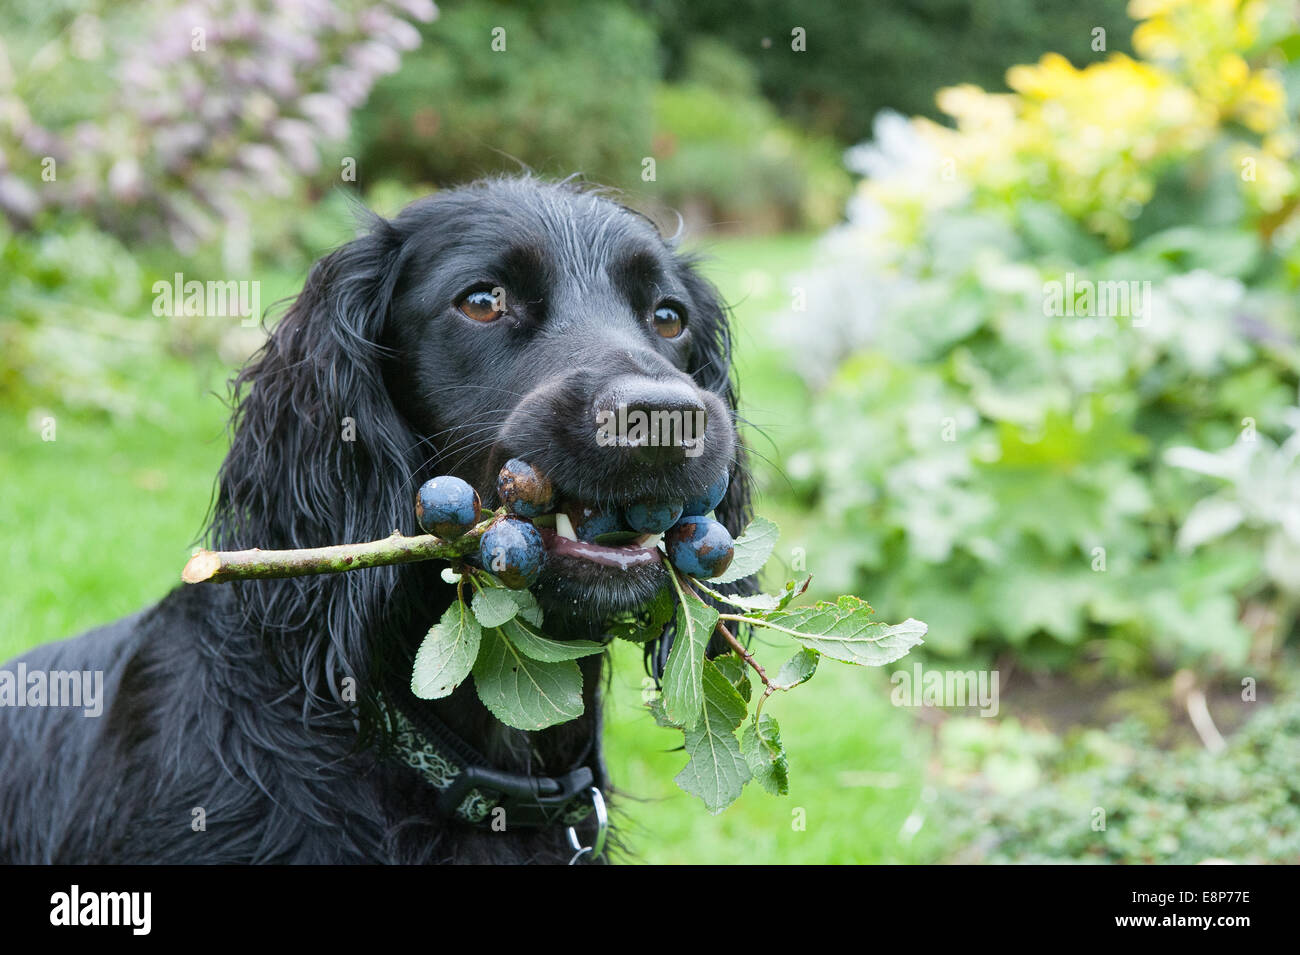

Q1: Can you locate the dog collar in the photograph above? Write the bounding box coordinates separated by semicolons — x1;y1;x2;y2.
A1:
377;687;606;857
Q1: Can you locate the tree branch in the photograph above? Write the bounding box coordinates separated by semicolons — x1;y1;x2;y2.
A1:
181;524;489;584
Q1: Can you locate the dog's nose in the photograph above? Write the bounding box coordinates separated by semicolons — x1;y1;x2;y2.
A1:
594;375;708;467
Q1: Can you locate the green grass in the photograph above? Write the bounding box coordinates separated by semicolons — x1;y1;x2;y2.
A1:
0;364;230;663
1;231;936;863
604;638;938;863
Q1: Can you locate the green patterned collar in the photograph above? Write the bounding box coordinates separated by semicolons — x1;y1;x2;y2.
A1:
377;691;600;837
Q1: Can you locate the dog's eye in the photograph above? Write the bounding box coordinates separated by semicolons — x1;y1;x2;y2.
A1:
651;304;685;338
458;288;506;322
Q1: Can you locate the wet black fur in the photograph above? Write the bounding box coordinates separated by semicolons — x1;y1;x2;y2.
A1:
0;177;754;864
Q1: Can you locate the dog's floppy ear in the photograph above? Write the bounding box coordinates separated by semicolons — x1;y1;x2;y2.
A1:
207;216;425;728
648;264;758;678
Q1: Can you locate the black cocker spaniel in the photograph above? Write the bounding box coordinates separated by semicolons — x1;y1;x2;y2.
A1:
0;177;754;864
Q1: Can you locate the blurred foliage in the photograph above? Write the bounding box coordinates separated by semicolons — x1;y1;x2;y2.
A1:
0;0;436;245
645;0;1136;145
355;1;850;230
778;0;1300;672
1166;408;1300;603
0;0;435;415
0;220;157;416
355;0;658;187
646;41;851;231
939;694;1300;863
356;0;1148;229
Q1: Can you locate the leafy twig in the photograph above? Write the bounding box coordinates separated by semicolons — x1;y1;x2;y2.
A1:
680;578;791;720
180;506;924;814
711;616;788;719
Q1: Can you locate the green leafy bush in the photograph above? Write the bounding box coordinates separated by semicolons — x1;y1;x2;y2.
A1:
645;41;851;231
939;696;1300;863
355;0;659;188
0;221;157;416
0;0;436;242
647;0;1135;144
1167;408;1300;632
776;1;1300;671
355;6;849;230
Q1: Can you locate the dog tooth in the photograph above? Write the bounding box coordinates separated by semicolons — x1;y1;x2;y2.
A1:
638;533;664;549
555;513;577;541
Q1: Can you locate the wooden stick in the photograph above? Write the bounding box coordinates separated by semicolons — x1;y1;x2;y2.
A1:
182;526;488;584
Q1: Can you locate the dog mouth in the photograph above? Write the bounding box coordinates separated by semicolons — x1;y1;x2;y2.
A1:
524;503;674;637
533;515;663;570
473;449;729;635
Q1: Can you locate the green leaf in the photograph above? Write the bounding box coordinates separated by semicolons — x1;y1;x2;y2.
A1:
697;574;811;612
675;660;751;813
411;600;481;700
604;585;675;643
508;588;544;626
1175;496;1245;553
501;617;605;662
757;596;927;667
713;652;752;703
648;697;679;729
711;516;779;584
721;591;780;611
742;713;789;796
472;578;544;626
471;587;522;628
775;575;812;611
472;626;583;730
661;583;720;728
775;647;820;687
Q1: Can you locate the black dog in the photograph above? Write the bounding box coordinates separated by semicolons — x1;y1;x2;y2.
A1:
0;177;753;864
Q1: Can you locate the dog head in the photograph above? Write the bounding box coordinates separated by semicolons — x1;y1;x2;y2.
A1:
382;178;747;630
209;176;752;721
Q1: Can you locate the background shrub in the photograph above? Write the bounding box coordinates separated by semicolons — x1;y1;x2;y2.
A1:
769;0;1300;672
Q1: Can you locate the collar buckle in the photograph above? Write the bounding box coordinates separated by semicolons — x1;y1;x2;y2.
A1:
436;762;596;829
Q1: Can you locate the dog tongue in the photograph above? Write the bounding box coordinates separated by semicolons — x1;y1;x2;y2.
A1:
539;527;660;570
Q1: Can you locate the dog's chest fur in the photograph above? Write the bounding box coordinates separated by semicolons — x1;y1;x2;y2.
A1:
0;583;603;864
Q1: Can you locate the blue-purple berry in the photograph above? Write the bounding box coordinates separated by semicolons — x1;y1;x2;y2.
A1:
565;502;624;542
682;471;729;517
624;499;685;535
497;458;555;518
479;516;546;590
415;476;481;539
665;516;735;579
